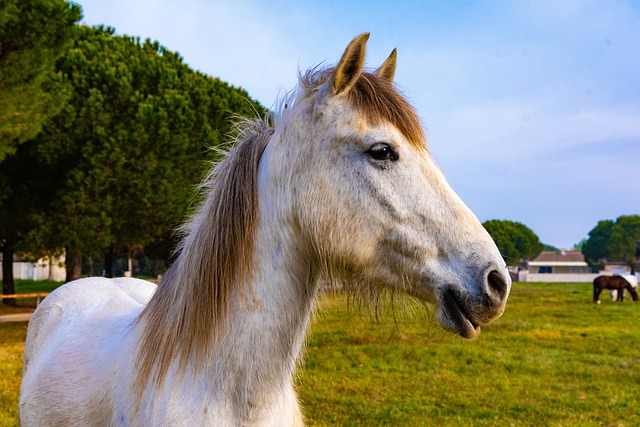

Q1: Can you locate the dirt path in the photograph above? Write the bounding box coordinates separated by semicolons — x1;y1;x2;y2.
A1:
0;312;32;323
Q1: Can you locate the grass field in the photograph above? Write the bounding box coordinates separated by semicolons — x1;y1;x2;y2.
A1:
2;281;639;426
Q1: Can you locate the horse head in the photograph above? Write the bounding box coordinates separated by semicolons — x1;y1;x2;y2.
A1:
261;33;510;338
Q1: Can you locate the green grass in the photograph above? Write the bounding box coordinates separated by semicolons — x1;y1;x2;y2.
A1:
2;282;639;426
12;279;62;294
0;323;28;427
298;283;640;426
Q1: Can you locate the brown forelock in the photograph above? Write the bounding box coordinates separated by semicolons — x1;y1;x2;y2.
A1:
300;67;427;151
133;117;272;401
349;72;427;151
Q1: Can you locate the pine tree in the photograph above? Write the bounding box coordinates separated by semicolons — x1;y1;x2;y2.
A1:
25;25;266;279
0;0;81;160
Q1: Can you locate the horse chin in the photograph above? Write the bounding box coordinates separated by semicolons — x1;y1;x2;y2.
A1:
437;289;482;340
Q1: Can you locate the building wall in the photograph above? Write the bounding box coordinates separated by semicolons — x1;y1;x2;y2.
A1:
519;272;601;283
0;257;66;282
528;265;590;274
551;265;590;274
602;264;631;274
518;271;640;283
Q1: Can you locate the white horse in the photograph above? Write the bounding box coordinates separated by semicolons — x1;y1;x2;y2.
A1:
608;274;638;301
20;33;511;426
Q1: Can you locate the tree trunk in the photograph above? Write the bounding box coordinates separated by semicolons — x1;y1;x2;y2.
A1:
65;247;82;283
2;242;16;306
103;246;114;278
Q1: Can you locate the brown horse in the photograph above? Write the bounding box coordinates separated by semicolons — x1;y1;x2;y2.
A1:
593;275;639;303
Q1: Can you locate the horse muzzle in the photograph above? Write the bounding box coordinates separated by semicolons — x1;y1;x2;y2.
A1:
437;268;511;340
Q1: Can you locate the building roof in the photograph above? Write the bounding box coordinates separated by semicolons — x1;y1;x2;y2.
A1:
528;250;588;267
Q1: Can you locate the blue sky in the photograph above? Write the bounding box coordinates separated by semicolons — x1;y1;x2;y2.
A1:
79;0;640;249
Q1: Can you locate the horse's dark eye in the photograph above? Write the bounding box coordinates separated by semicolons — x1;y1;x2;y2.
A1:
367;143;398;161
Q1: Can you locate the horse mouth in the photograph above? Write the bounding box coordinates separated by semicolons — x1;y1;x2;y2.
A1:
439;289;481;340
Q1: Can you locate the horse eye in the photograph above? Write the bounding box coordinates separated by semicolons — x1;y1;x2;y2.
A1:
367;143;398;161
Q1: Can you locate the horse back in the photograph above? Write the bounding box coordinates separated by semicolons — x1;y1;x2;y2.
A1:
20;277;156;426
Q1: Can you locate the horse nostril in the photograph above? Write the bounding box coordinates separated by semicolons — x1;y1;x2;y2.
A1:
487;270;508;301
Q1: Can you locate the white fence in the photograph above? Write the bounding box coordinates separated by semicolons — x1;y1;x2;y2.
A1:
518;271;640;283
518;272;600;283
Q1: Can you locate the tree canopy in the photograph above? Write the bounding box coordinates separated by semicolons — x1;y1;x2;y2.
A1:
0;0;81;160
482;219;544;265
609;216;640;272
1;21;266;290
33;25;265;277
583;215;640;274
581;220;614;270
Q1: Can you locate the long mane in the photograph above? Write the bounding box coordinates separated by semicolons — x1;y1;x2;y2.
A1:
133;67;427;396
134;116;272;394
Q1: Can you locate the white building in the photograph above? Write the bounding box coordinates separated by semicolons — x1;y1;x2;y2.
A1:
0;254;66;282
519;250;636;283
520;250;594;282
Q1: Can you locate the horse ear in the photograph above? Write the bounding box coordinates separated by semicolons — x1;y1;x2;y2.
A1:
375;48;397;82
332;32;369;95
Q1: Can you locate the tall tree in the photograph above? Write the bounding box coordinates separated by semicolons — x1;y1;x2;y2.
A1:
581;220;614;270
609;215;640;275
0;0;80;301
482;219;544;266
0;0;81;160
0;139;60;303
582;216;640;274
30;26;265;279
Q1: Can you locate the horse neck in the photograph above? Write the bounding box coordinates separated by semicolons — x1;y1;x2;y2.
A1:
208;209;320;408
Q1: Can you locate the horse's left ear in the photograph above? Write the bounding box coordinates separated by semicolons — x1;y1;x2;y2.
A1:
375;48;397;82
332;32;369;95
